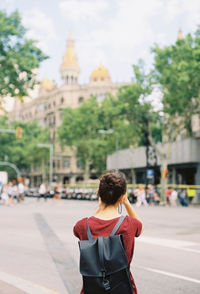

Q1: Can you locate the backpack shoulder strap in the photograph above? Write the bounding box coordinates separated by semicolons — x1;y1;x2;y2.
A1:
110;215;126;236
86;218;93;241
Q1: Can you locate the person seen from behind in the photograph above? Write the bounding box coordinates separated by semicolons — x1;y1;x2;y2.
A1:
136;184;148;207
38;183;47;201
170;188;178;206
73;171;144;294
18;180;25;202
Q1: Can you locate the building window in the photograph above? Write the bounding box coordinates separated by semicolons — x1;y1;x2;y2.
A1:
53;101;56;107
78;97;84;104
63;157;70;169
60;97;64;104
37;104;44;112
60;110;63;120
77;159;84;169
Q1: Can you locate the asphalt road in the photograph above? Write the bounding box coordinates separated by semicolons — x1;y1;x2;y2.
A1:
0;198;199;294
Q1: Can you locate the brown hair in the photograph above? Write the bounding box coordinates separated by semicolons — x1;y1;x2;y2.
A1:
98;172;127;205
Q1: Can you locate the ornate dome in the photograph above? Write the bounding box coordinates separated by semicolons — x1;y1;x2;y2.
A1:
90;64;111;82
40;77;55;91
177;29;183;40
60;32;80;84
60;32;80;71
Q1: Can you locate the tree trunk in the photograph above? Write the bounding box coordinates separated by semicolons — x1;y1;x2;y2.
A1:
84;158;90;183
131;168;136;185
160;157;168;205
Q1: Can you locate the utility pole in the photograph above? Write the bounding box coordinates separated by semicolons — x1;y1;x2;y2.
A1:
37;144;53;190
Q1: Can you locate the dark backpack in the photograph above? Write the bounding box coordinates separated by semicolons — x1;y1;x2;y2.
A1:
79;215;133;294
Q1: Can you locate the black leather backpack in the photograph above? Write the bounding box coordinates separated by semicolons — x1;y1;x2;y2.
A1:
78;215;133;293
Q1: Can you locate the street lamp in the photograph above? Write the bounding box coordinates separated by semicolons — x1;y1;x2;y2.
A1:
37;143;53;190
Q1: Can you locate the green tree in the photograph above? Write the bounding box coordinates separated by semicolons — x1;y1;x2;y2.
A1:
58;95;137;181
0;116;49;179
58;97;101;182
94;94;137;173
118;61;158;140
149;28;200;203
0;10;48;102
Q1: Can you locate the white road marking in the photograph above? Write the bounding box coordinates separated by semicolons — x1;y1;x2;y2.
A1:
139;266;200;284
137;236;200;253
0;271;59;294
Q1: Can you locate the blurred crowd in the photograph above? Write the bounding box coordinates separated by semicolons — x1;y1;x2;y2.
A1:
128;184;189;207
0;179;26;206
0;181;191;207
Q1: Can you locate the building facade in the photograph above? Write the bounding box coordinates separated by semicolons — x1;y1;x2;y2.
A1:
107;138;200;186
10;33;121;186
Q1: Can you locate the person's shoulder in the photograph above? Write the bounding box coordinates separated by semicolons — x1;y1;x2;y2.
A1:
74;217;87;230
73;217;87;238
124;215;143;237
125;215;141;225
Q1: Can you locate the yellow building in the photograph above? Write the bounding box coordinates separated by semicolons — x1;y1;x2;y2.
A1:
10;33;121;186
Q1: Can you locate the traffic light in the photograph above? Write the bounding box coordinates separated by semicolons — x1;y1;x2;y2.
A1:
16;126;22;138
161;169;168;179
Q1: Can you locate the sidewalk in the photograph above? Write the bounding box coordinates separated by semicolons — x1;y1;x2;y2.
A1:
0;280;27;294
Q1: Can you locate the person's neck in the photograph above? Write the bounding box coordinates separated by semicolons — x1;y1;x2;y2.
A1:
94;202;120;220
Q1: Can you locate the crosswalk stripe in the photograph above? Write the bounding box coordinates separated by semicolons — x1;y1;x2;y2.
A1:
138;266;200;284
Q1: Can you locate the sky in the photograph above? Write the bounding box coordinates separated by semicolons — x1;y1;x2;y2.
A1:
1;0;200;86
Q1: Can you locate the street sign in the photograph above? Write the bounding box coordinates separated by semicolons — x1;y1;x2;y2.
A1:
146;169;154;179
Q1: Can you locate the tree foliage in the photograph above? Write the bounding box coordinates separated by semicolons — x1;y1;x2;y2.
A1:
152;27;200;133
0;10;48;100
118;61;161;145
0;116;49;178
58;96;137;179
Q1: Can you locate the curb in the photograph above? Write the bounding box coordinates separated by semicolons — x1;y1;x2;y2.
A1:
0;271;59;294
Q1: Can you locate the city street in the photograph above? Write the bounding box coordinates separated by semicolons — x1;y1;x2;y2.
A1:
0;199;199;294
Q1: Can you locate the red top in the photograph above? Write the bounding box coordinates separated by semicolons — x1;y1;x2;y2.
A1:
73;215;143;294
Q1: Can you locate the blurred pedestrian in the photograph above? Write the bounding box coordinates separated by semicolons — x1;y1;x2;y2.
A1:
136;184;148;207
38;183;47;201
178;189;188;207
147;184;155;205
170;188;178;206
165;188;171;205
12;180;19;203
53;185;61;202
7;181;14;205
154;189;160;205
1;184;9;205
18;180;25;202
